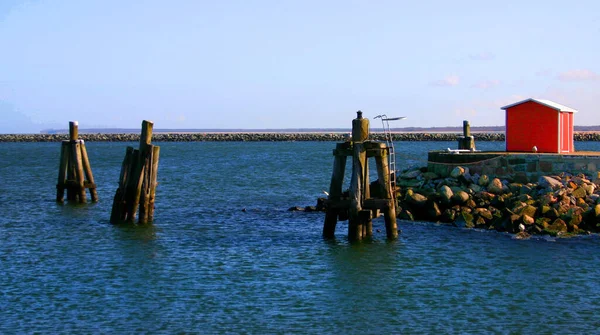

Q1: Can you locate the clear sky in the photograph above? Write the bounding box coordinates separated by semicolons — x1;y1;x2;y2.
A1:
0;0;599;133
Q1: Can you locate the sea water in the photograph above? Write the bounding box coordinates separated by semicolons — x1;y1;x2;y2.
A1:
1;141;600;333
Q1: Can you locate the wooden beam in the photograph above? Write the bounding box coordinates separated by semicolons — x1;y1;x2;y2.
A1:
375;152;398;239
72;140;87;203
80;140;98;202
324;144;348;238
147;145;160;222
56;141;69;202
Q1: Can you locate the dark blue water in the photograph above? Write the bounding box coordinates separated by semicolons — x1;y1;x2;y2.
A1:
1;141;600;333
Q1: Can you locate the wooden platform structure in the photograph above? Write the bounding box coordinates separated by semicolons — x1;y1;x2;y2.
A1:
323;111;398;241
110;120;160;224
56;121;98;203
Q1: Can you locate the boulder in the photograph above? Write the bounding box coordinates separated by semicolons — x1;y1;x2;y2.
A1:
535;217;551;229
399;209;414;221
455;210;474;228
519;184;533;196
541;206;559;220
470;184;482;193
522;214;535;225
465;199;477;209
426;201;442;220
545;219;568;235
539;193;557;206
439;185;453;204
422;172;439;180
398;179;423;188
440;208;456;222
475;216;488;227
304;206;318;212
571;187;587;199
477;191;496;201
474;208;493;220
487;178;504;194
568;213;583;230
514;231;531;240
518;194;532;202
450;166;468;179
406;191;428;207
478;175;490;187
582;183;596;195
400;169;422;179
452;191;470;204
539;176;563;190
520;205;538;218
508;183;523;193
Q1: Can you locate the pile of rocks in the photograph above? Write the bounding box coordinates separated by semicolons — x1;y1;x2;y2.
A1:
2;132;599;142
396;166;600;238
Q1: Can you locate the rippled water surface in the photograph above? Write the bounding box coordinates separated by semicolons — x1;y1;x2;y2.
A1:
2;141;600;333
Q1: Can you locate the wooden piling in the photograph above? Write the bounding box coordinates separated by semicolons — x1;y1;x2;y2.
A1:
69;121;78;141
323;143;348;238
56;121;98;204
463;120;471;137
458;120;475;150
110;147;134;223
110;120;160;224
348;142;367;241
375;148;398;239
72;140;87;203
56;141;69;202
80;141;98;202
352;110;369;142
322;111;399;241
147;145;160;222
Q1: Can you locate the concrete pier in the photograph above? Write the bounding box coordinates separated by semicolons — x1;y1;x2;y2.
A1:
428;151;600;183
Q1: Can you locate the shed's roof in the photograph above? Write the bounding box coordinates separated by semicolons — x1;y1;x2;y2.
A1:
501;98;578;113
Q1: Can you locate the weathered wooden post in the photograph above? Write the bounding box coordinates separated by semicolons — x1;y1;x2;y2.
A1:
458;120;475;150
348;111;371;241
374;141;398;239
110;120;160;224
323;111;398;241
56;121;98;203
323;143;348;238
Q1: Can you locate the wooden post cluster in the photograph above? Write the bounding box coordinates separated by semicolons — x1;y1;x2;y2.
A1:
110;120;160;224
458;120;475;150
56;121;98;203
323;112;398;241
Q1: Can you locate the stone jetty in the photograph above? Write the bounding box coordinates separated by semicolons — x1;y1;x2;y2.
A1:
394;166;600;238
2;132;600;142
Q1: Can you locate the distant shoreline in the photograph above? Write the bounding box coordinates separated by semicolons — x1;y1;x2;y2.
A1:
2;132;600;142
34;125;600;135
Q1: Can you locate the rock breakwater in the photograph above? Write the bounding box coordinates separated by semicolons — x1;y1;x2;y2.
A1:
395;166;600;238
2;132;600;142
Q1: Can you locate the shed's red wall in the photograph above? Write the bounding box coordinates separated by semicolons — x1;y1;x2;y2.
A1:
506;101;559;153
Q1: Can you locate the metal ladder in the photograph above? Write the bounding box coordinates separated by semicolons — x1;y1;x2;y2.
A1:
374;115;405;190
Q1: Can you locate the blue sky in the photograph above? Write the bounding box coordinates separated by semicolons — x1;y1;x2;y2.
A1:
1;0;599;133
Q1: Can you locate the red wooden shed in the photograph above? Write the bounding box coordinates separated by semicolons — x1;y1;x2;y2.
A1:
500;98;577;153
